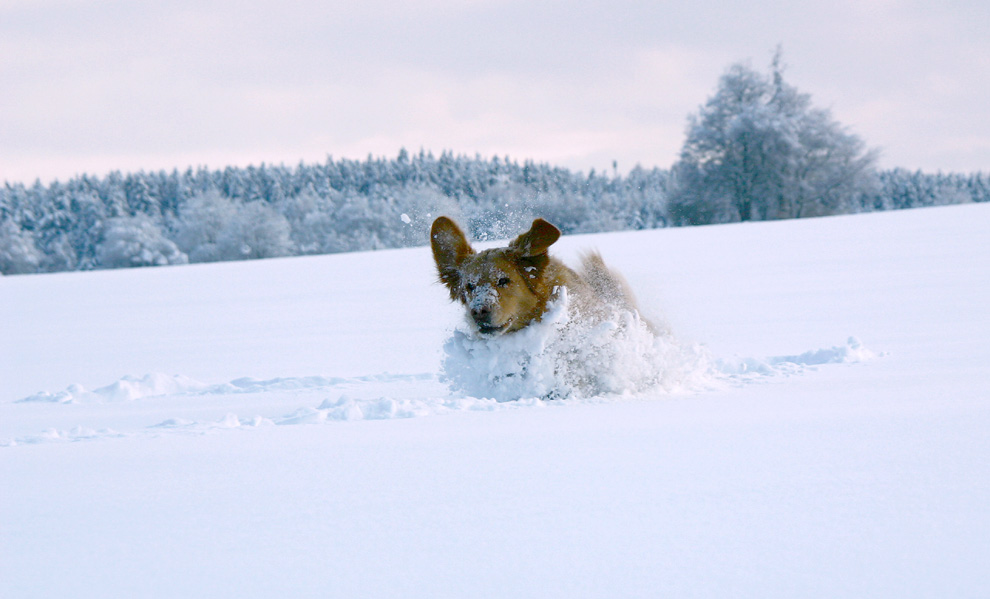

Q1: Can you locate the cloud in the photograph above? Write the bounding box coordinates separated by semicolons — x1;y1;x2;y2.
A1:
2;0;989;182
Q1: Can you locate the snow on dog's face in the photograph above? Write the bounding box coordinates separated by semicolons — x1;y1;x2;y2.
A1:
431;217;561;336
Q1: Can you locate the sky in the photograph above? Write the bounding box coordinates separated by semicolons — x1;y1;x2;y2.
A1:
2;0;988;185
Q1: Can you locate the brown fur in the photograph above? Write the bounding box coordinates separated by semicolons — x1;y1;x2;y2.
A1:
431;217;645;336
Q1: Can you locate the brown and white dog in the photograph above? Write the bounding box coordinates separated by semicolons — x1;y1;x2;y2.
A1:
430;216;646;336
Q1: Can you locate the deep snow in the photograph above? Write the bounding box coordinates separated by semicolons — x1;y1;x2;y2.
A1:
2;203;989;598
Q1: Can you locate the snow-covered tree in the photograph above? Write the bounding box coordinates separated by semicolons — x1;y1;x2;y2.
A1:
97;215;188;269
66;190;108;270
276;187;340;255
214;201;293;261
0;220;43;274
668;51;878;225
391;183;463;247
170;190;240;263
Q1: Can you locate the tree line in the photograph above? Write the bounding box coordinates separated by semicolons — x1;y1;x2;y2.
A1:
2;57;987;275
0;151;670;274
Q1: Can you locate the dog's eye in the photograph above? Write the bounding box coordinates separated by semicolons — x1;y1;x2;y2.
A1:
497;277;511;288
464;283;475;293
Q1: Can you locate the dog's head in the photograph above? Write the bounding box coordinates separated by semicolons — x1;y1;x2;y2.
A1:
431;217;561;336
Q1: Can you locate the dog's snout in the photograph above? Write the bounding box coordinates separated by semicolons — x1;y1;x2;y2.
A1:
467;285;497;318
470;302;506;335
463;281;507;333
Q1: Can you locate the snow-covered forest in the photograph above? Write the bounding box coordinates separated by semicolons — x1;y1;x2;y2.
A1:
0;151;673;274
1;152;987;275
2;55;989;275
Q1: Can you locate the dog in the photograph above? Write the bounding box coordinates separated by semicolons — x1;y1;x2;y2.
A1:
430;217;647;336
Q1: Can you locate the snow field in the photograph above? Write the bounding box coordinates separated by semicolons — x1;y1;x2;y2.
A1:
2;202;989;598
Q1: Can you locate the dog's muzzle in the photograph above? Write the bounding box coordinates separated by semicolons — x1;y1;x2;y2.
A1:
467;285;505;335
471;304;507;335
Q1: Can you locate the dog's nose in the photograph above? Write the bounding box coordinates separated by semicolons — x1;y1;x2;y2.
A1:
471;305;491;322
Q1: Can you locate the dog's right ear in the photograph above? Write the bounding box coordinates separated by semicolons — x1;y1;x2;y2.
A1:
509;218;561;258
431;217;474;293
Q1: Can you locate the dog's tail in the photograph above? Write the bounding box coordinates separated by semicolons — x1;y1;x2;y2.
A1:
580;252;664;335
579;252;636;309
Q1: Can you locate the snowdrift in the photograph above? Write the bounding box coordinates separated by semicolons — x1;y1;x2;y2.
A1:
3;203;989;599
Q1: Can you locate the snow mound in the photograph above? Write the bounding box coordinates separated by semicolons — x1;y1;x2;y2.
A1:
16;372;435;404
775;336;879;365
718;337;880;379
3;426;128;446
274;394;511;425
441;290;717;401
17;373;209;404
207;373;432;394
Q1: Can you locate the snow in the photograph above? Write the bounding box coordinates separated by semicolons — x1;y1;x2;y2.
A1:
441;289;717;401
2;203;989;597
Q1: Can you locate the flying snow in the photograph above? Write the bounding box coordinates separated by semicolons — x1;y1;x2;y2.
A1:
441;289;716;401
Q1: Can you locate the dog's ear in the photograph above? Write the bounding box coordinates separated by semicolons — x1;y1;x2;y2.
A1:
509;219;560;258
431;217;474;293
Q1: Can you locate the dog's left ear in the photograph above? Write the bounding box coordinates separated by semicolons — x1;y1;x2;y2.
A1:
509;219;561;257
